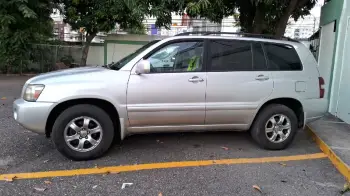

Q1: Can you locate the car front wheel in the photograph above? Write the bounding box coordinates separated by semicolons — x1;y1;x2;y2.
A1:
52;104;115;161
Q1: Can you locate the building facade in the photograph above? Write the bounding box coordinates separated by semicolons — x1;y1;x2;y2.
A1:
285;15;320;39
317;0;350;123
53;21;65;41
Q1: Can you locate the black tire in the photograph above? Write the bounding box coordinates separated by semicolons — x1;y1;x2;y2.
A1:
250;104;298;150
52;104;115;161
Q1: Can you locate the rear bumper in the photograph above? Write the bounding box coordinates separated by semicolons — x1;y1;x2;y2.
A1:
13;99;55;134
303;98;329;123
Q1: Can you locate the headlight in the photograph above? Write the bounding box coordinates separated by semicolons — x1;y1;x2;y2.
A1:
23;84;45;102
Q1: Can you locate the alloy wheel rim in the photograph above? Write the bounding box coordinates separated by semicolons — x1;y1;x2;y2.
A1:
64;116;103;152
265;114;291;143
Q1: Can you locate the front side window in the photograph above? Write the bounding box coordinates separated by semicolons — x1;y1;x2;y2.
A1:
150;45;179;60
264;43;302;71
147;41;204;73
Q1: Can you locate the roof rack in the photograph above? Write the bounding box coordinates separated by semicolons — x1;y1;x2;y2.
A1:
175;31;299;42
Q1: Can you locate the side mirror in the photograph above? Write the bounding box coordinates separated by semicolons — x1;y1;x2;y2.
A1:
135;60;151;75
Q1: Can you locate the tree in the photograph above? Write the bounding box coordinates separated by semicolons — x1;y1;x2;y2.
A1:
55;0;164;65
56;0;139;66
184;0;317;38
57;0;315;66
0;0;54;74
258;0;317;37
56;0;213;66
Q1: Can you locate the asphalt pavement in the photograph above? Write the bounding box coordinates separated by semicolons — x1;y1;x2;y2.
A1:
0;76;348;196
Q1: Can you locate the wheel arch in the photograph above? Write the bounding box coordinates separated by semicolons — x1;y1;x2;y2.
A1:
45;98;121;140
249;98;304;129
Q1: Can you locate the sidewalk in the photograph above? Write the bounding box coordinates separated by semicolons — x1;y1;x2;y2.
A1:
306;113;350;181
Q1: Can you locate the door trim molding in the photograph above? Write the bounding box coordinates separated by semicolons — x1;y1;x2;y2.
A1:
127;104;205;112
205;103;257;111
127;124;249;133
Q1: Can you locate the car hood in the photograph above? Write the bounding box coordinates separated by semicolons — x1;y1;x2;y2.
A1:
26;66;109;85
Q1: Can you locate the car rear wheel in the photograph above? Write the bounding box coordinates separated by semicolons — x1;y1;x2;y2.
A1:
250;104;298;150
52;104;114;161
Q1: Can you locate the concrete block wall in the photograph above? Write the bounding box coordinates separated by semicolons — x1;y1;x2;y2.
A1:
86;34;165;66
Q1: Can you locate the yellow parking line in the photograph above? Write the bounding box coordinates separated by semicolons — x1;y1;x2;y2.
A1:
306;126;350;182
0;153;326;181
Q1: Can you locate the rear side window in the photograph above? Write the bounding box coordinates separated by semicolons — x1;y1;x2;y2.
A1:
209;40;253;71
209;40;268;71
264;43;302;71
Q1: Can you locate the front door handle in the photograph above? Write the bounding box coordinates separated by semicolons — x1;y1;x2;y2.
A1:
188;76;204;83
255;75;269;81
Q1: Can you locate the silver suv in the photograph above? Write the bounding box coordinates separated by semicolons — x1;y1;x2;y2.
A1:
13;32;328;160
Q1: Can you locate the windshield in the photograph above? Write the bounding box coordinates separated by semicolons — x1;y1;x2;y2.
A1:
109;40;160;70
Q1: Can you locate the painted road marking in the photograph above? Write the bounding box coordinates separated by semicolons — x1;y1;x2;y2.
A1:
0;153;326;181
306;126;350;182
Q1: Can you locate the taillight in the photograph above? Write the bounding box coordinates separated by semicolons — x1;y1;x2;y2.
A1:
319;77;325;98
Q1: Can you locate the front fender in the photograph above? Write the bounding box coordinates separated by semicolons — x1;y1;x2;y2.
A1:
37;71;130;120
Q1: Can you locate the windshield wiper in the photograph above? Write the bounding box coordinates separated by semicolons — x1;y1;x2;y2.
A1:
102;62;115;69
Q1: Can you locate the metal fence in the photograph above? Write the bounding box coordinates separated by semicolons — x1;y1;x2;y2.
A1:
0;44;83;74
144;24;225;36
309;30;320;61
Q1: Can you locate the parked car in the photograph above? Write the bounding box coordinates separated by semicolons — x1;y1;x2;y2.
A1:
13;32;327;160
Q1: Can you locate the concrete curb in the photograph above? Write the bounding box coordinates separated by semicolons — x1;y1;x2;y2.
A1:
305;125;350;182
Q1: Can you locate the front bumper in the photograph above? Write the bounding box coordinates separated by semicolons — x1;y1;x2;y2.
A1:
13;99;55;134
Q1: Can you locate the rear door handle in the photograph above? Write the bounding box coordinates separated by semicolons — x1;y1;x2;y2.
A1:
255;75;269;81
188;76;204;83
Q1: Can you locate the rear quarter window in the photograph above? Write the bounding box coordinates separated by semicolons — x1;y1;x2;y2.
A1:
264;43;303;71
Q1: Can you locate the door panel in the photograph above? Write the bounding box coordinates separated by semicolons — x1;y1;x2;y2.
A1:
127;40;206;127
127;73;206;126
206;72;273;125
205;40;273;126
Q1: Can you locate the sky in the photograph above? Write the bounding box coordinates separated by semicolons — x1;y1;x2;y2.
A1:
310;0;325;17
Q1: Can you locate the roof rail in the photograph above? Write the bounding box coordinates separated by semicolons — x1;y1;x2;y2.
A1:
175;31;299;42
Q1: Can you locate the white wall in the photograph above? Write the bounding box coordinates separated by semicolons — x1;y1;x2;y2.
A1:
317;21;336;100
104;34;165;64
87;45;104;66
335;16;350;123
107;43;142;63
329;1;349;116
